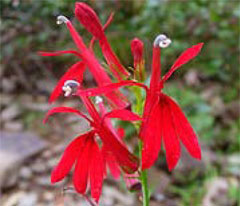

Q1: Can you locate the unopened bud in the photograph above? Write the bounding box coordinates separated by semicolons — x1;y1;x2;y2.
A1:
131;38;144;64
131;38;145;81
124;173;141;192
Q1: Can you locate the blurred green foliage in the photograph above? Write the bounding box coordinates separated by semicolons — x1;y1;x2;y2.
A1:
2;0;239;84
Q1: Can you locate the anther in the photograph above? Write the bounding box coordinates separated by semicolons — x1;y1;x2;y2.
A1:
95;96;103;104
56;15;69;25
154;34;171;48
62;80;80;97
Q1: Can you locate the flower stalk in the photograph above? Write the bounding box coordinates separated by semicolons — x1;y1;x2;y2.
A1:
139;141;150;206
132;82;150;206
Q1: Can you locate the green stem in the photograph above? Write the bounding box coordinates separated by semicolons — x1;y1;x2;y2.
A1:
132;85;150;206
139;141;150;206
141;169;149;206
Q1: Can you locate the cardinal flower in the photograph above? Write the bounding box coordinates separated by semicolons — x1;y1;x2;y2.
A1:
76;34;203;171
140;35;203;170
39;12;128;108
44;94;141;201
50;130;104;202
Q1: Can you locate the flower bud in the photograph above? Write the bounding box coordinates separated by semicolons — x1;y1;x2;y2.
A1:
131;38;145;81
124;173;141;192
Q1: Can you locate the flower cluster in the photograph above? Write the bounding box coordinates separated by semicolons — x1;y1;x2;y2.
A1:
40;2;203;204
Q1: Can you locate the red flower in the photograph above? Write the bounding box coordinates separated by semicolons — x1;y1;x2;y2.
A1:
75;35;204;171
44;96;141;201
39;14;128;108
97;98;122;180
75;2;130;80
50;130;103;202
141;35;203;170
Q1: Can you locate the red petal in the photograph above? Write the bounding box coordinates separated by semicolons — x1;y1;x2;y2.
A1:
161;94;181;171
75;2;104;40
89;140;104;202
73;135;93;194
79;96;138;173
142;100;162;170
104;109;142;121
150;47;161;91
140;92;159;140
65;21;112;85
98;125;139;174
43;106;91;124
38;50;81;58
89;12;115;50
102;146;121;179
107;155;121;179
51;132;89;183
97;101;123;179
97;99;122;140
100;42;130;80
49;61;86;103
167;96;201;159
117;128;125;139
163;43;204;82
77;80;148;97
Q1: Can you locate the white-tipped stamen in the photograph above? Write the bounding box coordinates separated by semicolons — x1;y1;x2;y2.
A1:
154;34;171;48
56;15;69;25
95;96;103;104
62;80;80;97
